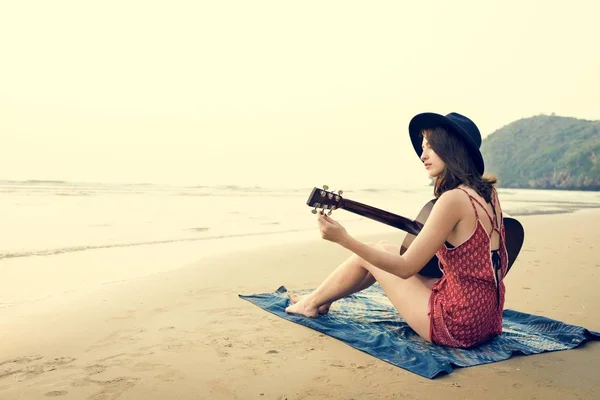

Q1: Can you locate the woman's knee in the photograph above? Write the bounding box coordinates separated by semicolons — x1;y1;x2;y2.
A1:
354;241;399;265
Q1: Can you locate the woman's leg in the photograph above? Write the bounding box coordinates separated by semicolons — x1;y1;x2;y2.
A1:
289;270;376;314
285;241;438;341
287;241;380;314
285;251;373;318
363;243;438;341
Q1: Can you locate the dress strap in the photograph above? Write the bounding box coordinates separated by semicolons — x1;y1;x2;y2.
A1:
456;187;496;230
455;187;480;219
490;189;501;230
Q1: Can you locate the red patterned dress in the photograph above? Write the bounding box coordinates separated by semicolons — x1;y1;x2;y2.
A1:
429;188;508;348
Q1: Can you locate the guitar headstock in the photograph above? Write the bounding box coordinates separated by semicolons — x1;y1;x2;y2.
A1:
306;185;344;215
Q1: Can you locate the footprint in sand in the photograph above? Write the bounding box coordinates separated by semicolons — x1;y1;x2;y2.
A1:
155;370;184;382
130;362;164;372
44;390;68;397
161;338;201;353
158;326;176;331
0;356;76;382
47;357;77;367
86;330;144;351
84;364;107;376
22;357;77;380
0;355;44;367
0;355;45;379
85;376;140;400
0;369;22;380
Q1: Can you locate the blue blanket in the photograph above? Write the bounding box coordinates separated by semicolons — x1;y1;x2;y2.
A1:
239;285;600;379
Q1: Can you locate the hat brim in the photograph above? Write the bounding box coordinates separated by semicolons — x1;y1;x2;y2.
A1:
408;112;484;175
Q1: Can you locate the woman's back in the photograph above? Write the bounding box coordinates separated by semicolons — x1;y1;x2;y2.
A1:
445;185;503;251
429;187;508;348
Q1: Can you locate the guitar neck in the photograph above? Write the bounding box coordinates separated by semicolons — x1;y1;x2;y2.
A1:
341;198;423;236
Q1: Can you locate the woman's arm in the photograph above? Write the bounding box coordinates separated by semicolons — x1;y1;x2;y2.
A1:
338;190;465;279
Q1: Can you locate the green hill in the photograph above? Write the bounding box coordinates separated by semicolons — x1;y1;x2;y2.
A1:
481;115;600;191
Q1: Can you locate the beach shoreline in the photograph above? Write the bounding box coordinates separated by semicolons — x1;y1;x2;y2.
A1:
0;209;599;399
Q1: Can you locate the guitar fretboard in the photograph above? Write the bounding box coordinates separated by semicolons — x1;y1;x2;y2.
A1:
342;199;423;236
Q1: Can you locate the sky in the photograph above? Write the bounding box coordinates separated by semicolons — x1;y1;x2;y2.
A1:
1;0;599;188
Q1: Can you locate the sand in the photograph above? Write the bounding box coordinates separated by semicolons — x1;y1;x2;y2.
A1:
0;209;599;399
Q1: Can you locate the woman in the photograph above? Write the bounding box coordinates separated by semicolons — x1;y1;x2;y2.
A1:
285;112;508;348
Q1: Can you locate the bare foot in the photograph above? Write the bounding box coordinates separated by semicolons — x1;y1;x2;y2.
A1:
284;296;320;318
288;293;331;314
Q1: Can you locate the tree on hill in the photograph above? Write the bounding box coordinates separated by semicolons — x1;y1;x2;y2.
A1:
481;115;600;191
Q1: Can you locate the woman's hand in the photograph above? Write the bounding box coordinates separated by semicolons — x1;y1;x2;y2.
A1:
317;212;349;244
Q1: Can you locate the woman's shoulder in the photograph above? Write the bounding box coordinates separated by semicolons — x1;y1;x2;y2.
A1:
435;187;471;211
439;186;470;202
426;188;474;230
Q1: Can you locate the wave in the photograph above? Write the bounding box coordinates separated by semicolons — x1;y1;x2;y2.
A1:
0;228;311;260
25;179;69;184
1;180;428;198
55;192;93;196
0;180;315;197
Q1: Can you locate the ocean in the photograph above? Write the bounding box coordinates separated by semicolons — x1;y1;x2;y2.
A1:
1;180;599;309
2;180;600;260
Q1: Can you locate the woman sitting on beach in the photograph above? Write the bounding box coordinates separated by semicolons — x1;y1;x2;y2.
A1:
285;112;509;348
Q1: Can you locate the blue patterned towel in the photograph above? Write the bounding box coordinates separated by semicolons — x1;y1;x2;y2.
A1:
239;285;600;379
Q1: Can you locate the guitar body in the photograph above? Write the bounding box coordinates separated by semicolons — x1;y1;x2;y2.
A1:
400;199;525;278
400;200;441;278
306;187;525;279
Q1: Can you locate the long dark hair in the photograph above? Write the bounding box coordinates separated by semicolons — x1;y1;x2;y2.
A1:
423;127;497;202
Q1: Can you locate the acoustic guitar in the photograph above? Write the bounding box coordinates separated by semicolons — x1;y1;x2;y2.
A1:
306;185;525;278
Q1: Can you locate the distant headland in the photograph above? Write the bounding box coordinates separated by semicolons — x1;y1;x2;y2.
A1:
481;114;600;191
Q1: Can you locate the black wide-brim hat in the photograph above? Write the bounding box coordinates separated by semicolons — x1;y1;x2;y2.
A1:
408;112;485;175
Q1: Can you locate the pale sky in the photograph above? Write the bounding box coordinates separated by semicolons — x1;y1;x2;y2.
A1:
1;1;599;188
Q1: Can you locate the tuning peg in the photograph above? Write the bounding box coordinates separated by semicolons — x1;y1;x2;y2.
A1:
312;206;318;214
327;209;332;216
323;185;329;190
338;190;343;195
